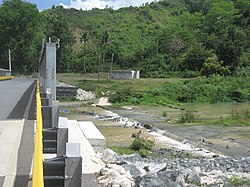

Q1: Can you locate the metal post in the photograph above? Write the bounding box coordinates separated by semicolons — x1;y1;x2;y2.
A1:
8;49;11;72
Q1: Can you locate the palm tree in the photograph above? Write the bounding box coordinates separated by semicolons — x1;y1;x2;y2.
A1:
80;32;88;74
100;30;109;72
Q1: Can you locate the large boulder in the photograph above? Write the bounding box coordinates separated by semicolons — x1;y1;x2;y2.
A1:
131;130;155;143
135;173;166;187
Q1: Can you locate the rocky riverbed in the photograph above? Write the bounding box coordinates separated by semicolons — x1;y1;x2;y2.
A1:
98;149;250;187
83;106;250;186
59;98;250;186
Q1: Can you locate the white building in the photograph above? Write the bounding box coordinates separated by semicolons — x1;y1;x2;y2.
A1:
110;70;140;80
0;69;11;76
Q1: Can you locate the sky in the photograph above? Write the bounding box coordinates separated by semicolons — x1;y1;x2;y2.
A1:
0;0;158;11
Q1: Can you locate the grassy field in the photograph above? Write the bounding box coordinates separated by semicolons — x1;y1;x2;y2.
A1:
57;73;190;93
58;73;250;126
59;73;250;106
57;74;250;155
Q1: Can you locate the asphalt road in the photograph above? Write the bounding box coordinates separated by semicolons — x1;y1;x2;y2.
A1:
0;78;36;187
0;78;35;120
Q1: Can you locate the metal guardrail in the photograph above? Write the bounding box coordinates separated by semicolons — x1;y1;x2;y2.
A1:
32;81;44;187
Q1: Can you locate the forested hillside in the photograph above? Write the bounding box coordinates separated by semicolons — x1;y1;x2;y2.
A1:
0;0;249;77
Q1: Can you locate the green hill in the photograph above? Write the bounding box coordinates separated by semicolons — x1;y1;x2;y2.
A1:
0;0;249;76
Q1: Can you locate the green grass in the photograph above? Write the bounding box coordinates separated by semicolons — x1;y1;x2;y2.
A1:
228;176;250;186
58;72;168;92
58;73;250;107
215;109;250;126
107;76;250;105
108;146;136;155
179;110;196;123
58;96;78;102
108;137;155;157
108;146;151;157
58;73;250;127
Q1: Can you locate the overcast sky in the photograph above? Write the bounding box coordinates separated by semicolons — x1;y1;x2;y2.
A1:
0;0;158;10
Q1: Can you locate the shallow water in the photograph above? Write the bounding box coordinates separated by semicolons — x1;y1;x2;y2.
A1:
60;101;250;156
106;103;250;156
108;102;250;126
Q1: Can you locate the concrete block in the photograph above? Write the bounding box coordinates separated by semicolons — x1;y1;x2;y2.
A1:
65;157;82;187
42;106;52;129
66;143;80;157
57;128;68;157
78;121;106;152
52;104;59;128
42;104;59;129
67;120;104;174
41;98;51;106
58;117;68;128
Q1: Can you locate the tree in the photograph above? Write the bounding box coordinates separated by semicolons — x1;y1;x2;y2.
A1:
179;46;213;71
203;1;247;69
184;0;211;14
97;30;110;80
100;29;110;69
42;6;75;73
0;0;42;72
216;25;246;69
200;57;231;77
80;31;88;74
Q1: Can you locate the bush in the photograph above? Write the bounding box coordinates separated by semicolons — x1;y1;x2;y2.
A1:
138;149;150;157
235;66;250;77
216;109;250;126
179;110;195;123
130;138;154;151
180;70;201;78
200;57;231;77
231;109;250;124
228;176;250;186
162;111;168;117
108;87;132;103
109;77;250;105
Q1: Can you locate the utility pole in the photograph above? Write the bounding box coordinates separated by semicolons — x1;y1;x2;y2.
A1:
98;53;101;81
110;53;114;72
8;49;11;72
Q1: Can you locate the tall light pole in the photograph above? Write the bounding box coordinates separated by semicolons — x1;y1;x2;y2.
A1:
8;49;11;72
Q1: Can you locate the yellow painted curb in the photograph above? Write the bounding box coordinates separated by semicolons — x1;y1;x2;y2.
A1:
0;76;13;81
32;81;44;187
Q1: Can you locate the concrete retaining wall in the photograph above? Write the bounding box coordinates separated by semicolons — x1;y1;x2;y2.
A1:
56;86;78;98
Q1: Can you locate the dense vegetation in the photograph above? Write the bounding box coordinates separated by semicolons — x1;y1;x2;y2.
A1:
0;0;249;77
109;76;250;104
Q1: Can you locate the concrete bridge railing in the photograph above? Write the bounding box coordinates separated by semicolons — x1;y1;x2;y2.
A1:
33;39;82;187
39;39;59;101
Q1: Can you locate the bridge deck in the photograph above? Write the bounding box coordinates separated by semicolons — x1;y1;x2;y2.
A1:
0;78;35;120
0;78;36;186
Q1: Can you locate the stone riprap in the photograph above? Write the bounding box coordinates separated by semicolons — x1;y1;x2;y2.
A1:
98;149;250;187
56;82;78;98
76;88;95;101
56;81;95;100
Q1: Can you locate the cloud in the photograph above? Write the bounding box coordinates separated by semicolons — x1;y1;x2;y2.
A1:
60;0;158;10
